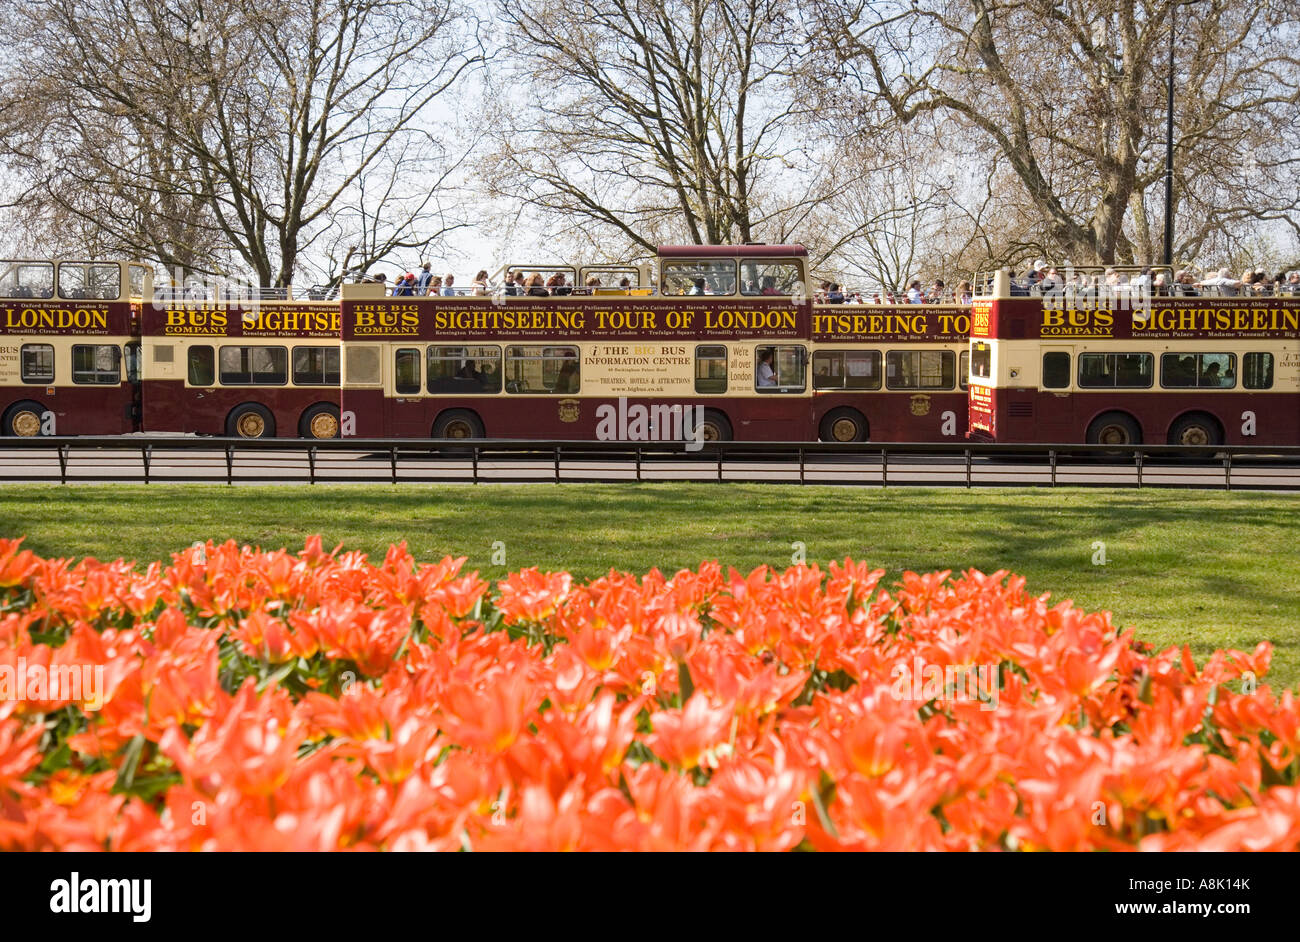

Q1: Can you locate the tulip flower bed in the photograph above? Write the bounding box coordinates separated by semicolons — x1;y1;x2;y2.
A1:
0;535;1296;851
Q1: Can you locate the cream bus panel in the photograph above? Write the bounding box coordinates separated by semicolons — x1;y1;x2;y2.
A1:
0;337;133;387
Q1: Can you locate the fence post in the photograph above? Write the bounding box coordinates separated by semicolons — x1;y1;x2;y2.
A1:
308;446;317;485
881;448;888;488
554;445;560;483
143;444;152;485
472;445;479;484
390;446;397;485
1135;449;1143;489
964;449;971;488
636;446;642;482
717;443;723;482
798;447;805;485
1050;450;1057;486
1224;451;1231;491
58;444;68;485
225;443;233;485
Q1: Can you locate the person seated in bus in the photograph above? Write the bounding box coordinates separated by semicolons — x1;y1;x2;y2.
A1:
427;275;442;295
1040;267;1065;294
501;271;521;296
760;275;781;296
826;282;845;303
756;349;777;386
1172;270;1199;296
902;279;922;303
471;270;490;296
527;273;550;297
1286;271;1300;295
441;274;457;296
391;272;415;297
554;355;579;392
1196;268;1239;296
1201;361;1227;387
688;277;707;296
618;276;633;292
456;360;482;383
581;275;601;296
416;262;433;293
957;280;973;303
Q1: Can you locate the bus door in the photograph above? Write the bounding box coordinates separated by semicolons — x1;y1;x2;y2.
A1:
1036;346;1075;441
389;346;429;437
125;340;142;430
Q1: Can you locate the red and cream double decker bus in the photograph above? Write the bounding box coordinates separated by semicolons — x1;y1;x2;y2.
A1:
967;269;1300;446
0;260;146;436
339;245;972;442
141;290;341;438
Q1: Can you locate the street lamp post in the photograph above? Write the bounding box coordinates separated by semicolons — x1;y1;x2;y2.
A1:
1163;4;1176;267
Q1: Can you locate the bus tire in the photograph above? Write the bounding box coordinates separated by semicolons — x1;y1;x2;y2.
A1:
1085;412;1141;447
699;409;732;442
227;403;276;439
432;409;484;440
819;407;868;443
2;400;45;437
1168;412;1222;449
299;403;341;439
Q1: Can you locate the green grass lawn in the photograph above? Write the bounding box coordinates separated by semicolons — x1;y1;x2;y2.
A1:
2;484;1297;687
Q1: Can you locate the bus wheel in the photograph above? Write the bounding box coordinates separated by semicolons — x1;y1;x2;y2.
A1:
227;404;276;439
3;401;45;437
1086;412;1141;447
1168;413;1222;448
819;407;868;443
698;409;732;442
300;404;340;439
432;409;484;439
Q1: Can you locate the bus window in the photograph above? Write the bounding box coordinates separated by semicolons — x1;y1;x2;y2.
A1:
1;263;54;299
1078;353;1153;388
128;265;148;299
188;346;215;386
219;345;288;385
1243;352;1274;389
740;260;801;297
1199;353;1235;388
1161;352;1235;389
660;260;736;297
124;342;141;384
20;343;54;383
1042;352;1070;388
395;348;421;395
60;264;120;301
292;346;341;386
504;345;580;394
428;345;502;394
71;344;121;384
813;350;881;390
959;350;970;391
755;345;805;392
695;345;727;394
886;350;955;389
971;343;991;379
